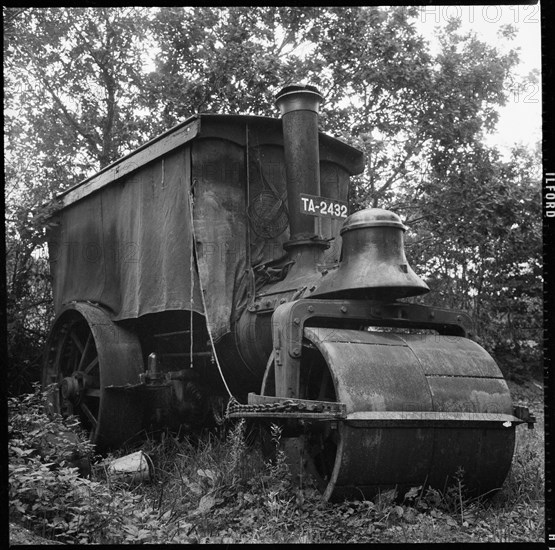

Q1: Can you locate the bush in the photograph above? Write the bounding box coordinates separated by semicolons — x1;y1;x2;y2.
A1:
8;389;302;543
8;386;170;543
9;384;544;544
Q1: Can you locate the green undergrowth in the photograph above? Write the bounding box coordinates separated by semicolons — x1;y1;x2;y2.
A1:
9;382;545;544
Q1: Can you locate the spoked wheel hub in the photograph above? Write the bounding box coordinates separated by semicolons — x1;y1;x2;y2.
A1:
61;376;80;401
60;374;83;407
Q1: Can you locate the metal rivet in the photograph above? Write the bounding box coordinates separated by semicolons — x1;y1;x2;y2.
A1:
341;306;347;313
293;318;300;325
308;306;314;313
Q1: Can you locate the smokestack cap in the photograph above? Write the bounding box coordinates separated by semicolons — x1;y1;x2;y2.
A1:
275;84;323;115
340;208;407;235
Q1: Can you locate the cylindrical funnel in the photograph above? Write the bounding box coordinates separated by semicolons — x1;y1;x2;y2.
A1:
275;85;326;248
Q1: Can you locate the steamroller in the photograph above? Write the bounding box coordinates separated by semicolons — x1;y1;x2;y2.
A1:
42;84;534;501
228;85;535;500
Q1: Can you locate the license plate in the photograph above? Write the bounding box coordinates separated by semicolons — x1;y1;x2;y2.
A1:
300;193;348;219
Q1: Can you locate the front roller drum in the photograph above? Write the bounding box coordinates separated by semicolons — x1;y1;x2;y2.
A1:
42;302;144;451
269;328;517;501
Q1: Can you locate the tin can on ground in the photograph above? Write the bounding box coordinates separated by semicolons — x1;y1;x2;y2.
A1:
107;450;152;483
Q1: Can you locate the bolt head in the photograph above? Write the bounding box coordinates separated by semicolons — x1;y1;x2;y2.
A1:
61;376;79;400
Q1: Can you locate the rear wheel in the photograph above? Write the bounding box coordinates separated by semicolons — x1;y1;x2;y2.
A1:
43;302;144;450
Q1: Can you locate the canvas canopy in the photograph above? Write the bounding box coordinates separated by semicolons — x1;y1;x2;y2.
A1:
48;115;364;341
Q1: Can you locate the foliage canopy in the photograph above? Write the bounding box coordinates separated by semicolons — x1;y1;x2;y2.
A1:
4;6;542;392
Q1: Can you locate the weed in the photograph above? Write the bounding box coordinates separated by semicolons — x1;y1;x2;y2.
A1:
9;383;544;544
9;387;187;544
225;418;247;485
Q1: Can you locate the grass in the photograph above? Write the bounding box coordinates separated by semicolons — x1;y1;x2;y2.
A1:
9;379;545;544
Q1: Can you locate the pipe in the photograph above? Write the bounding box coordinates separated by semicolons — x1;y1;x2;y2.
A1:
275;85;327;250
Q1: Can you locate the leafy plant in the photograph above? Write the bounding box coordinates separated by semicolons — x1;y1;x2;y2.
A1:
9;383;544;544
8;386;182;544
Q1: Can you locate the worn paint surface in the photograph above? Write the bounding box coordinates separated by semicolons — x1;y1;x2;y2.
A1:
302;328;516;500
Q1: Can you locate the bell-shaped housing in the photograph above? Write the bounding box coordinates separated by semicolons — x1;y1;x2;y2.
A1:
313;208;429;300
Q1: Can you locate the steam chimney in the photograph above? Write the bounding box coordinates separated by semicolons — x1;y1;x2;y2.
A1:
275;85;328;250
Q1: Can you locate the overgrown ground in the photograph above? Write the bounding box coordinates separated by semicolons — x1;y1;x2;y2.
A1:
9;379;544;545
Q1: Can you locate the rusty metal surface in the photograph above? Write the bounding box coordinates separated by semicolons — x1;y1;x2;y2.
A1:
43;302;145;450
345;411;524;427
299;327;516;500
307;330;433;414
228;412;341;420
313;210;429;300
340;207;407;232
425;376;513;415
247;392;343;410
267;300;472;399
276;86;323;244
327;423;516;501
227;392;346;420
396;334;503;377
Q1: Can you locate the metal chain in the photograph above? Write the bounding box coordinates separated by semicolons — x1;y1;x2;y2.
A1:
226;397;326;418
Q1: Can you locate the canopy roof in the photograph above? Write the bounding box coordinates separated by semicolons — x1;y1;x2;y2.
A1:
56;114;364;209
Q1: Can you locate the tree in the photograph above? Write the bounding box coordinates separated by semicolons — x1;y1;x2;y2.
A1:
403;138;542;379
145;6;443;207
358;20;542;378
142;6;322;128
4;7;541;390
4;7;156;393
5;7;155;173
